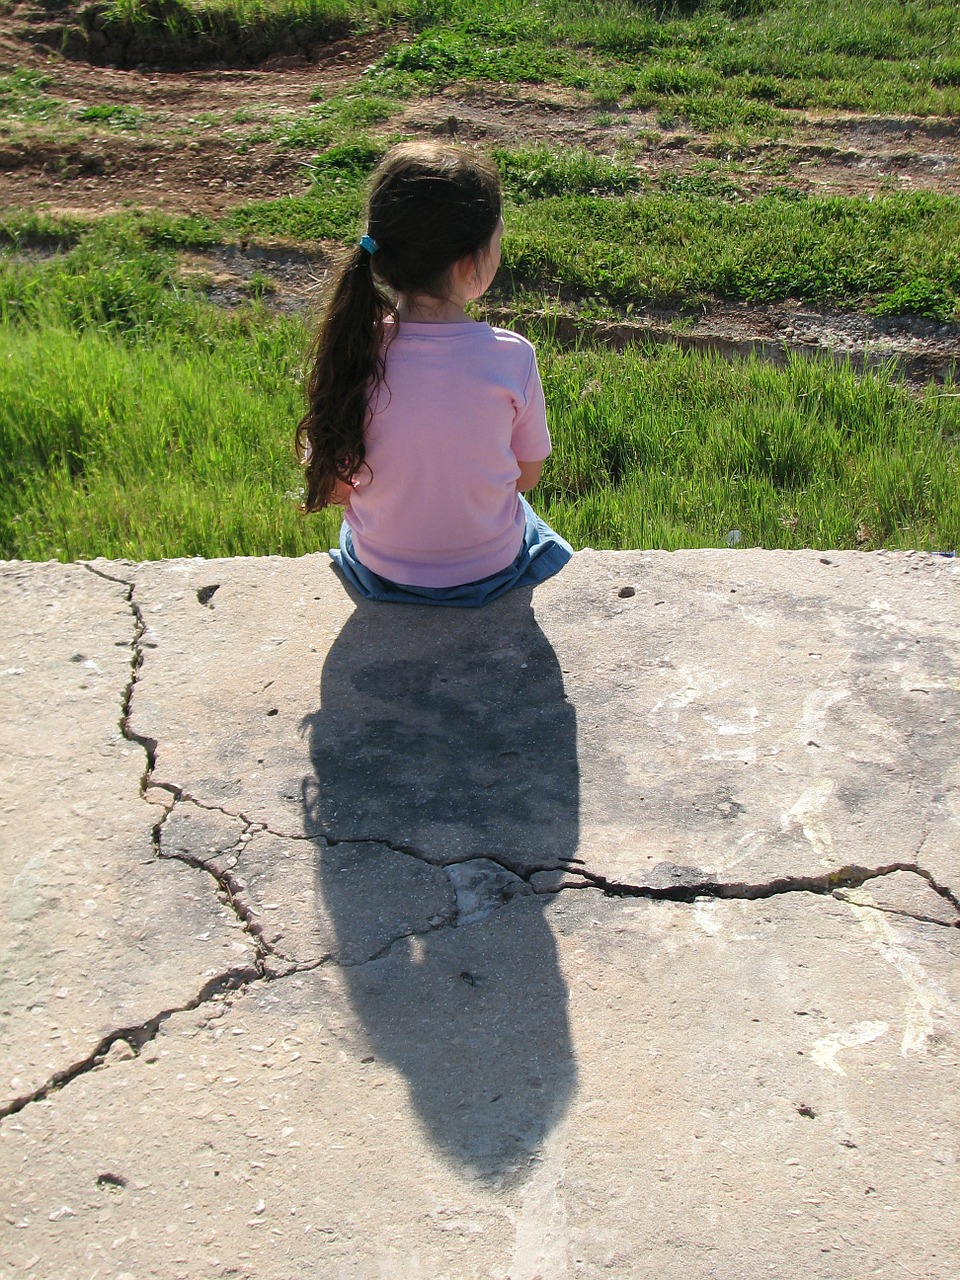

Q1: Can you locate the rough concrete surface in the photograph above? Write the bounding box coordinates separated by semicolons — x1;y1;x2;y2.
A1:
1;549;958;1279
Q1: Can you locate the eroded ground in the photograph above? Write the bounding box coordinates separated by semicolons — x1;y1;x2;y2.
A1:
2;20;959;376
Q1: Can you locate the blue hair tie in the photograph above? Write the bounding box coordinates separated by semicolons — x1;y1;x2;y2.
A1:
359;234;378;255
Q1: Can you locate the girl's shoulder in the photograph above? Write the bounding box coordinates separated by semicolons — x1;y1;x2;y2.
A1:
482;325;540;373
486;325;537;355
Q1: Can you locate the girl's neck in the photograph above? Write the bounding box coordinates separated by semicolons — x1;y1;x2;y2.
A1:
396;292;473;324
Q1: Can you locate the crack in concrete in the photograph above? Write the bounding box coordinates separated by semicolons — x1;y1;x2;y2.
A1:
40;561;949;1132
0;965;258;1122
341;912;459;968
151;796;327;974
84;565;306;971
831;891;960;930
83;563;156;792
151;811;960;929
546;859;960;922
0;957;329;1124
0;567;330;1123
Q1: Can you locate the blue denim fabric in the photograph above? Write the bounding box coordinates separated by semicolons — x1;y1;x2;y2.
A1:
330;495;573;607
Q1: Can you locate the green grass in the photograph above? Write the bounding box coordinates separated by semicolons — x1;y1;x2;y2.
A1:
76;103;146;130
0;71;150;136
222;157;960;320
1;223;957;561
492;146;643;200
505;190;960;320
0;230;329;559
0;70;62;129
4;0;959;559
538;340;959;550
101;0;357;45
359;0;960;124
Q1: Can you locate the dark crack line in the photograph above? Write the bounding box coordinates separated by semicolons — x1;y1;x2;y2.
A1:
166;816;960;925
546;860;960;920
151;795;327;973
85;567;304;971
831;891;960;930
160;844;305;972
0;958;327;1124
0;966;255;1122
326;834;581;881
341;911;459;968
79;568;326;1045
83;563;156;791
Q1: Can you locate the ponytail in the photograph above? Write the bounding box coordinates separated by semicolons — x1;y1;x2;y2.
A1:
296;246;395;512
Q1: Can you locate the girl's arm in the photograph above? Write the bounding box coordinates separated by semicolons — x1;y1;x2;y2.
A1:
516;460;544;492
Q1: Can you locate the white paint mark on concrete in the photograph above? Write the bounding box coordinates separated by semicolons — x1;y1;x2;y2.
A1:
508;1125;570;1280
699;745;758;764
847;902;947;1056
780;779;835;861
694;900;723;935
811;1021;889;1075
702;706;762;736
720;829;766;874
376;1251;424;1280
648;668;730;742
792;687;850;746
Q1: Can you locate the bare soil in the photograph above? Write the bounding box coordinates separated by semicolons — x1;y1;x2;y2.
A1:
1;17;958;381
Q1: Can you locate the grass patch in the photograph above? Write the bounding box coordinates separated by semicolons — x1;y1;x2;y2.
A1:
538;341;959;551
75;103;146;130
492;146;643;200
95;0;359;67
0;69;63;132
504;191;960;320
222;168;960;321
360;0;960;125
273;91;402;149
1;222;957;560
46;0;959;123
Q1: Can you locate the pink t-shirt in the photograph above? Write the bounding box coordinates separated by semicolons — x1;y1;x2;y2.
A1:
343;320;551;588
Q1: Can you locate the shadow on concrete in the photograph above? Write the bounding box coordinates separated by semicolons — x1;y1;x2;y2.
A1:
301;585;579;1184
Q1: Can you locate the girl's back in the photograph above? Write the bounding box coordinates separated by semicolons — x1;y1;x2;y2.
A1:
346;320;549;588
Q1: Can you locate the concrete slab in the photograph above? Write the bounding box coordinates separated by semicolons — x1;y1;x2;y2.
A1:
2;892;957;1278
0;563;259;1114
1;550;958;1278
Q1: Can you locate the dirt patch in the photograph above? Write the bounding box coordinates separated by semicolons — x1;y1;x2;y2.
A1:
2;20;959;377
401;94;960;198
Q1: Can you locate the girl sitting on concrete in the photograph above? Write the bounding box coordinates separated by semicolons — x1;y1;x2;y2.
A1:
296;141;572;606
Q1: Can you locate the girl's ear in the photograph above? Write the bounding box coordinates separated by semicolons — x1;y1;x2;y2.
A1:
448;249;489;305
449;251;479;292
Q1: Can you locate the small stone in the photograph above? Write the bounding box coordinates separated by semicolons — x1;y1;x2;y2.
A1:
104;1039;136;1063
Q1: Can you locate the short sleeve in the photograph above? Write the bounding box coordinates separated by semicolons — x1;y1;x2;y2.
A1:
511;349;551;462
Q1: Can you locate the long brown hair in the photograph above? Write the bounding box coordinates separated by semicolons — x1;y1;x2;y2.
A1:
296;142;502;512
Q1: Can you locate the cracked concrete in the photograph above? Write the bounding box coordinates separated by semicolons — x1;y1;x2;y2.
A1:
1;549;958;1278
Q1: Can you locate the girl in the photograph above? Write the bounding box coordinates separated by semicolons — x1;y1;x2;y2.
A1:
296;141;572;606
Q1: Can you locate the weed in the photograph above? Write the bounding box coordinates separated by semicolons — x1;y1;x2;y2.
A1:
493;145;642;201
0;68;62;127
76;103;146;130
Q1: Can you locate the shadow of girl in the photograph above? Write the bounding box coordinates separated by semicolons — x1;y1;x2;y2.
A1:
301;585;580;1185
